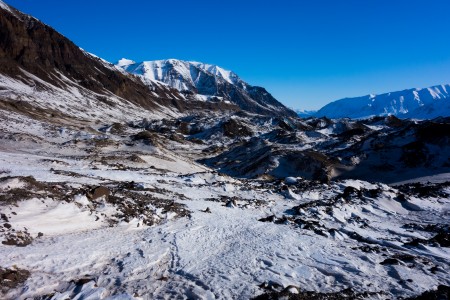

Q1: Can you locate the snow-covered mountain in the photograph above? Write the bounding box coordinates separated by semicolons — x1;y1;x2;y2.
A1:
0;0;294;121
315;84;450;119
295;109;317;118
118;59;297;117
1;1;450;299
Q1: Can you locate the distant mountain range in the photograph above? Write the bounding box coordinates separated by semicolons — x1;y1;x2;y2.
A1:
300;84;450;119
1;0;448;122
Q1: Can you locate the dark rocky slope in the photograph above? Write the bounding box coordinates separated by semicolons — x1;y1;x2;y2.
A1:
0;2;238;118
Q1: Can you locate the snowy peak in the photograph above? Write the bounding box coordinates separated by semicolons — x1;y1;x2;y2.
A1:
190;61;239;85
296;109;317;118
0;0;13;13
116;58;136;67
315;83;450;119
118;59;296;117
119;59;240;89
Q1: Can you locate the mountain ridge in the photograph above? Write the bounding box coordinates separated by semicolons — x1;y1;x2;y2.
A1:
118;58;297;117
313;83;450;119
0;1;295;122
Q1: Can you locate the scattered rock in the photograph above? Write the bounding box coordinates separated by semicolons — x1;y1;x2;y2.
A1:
89;186;110;201
405;232;450;248
2;231;33;247
128;154;147;163
131;130;159;146
253;286;376;300
225;199;237;208
201;207;211;213
259;215;277;223
0;213;8;222
0;267;30;293
380;258;400;265
406;285;450;300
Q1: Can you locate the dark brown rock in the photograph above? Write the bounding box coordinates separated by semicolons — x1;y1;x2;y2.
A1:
0;267;30;293
90;186;110;201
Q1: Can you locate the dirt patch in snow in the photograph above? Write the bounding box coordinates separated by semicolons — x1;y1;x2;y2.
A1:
0;267;30;294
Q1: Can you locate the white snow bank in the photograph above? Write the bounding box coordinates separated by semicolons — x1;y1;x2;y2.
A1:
8;198;104;236
0;177;27;191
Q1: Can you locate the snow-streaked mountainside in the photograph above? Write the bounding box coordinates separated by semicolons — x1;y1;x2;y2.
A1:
0;0;11;11
314;84;450;119
118;59;240;91
0;0;294;120
118;59;297;117
1;1;450;299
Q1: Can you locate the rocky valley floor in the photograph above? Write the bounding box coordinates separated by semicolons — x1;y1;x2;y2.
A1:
0;111;449;300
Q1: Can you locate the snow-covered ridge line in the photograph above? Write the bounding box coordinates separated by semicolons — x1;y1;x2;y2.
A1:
117;58;239;86
0;0;11;12
314;83;450;120
116;58;296;116
0;0;15;15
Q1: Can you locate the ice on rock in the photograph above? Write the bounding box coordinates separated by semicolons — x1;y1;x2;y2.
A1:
285;177;298;185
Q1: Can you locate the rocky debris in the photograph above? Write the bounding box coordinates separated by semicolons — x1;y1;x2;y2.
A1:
415;120;450;144
71;275;96;287
258;215;290;225
1;214;8;222
258;215;277;223
398;182;450;198
0;176;75;204
222;118;253;138
128;154;147;163
201;138;335;181
201;207;212;213
294;218;328;237
379;254;419;266
99;122;127;135
115;112;450;185
88;186;110;201
105;189;190;226
402;223;450;234
351;245;386;253
225;199;237;208
253;286;377;300
401;141;428;167
405;285;450;300
259;180;445;246
384;115;404;128
405;232;450;248
131;130;160;146
342;186;362;200
0;267;30;294
0;174;191;238
2;230;33;247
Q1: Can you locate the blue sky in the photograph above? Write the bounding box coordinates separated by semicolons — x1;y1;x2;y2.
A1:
6;0;450;110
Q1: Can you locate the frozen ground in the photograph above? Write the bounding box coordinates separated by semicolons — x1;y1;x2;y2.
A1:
0;115;449;300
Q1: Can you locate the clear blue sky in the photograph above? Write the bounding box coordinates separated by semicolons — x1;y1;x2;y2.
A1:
6;0;450;110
